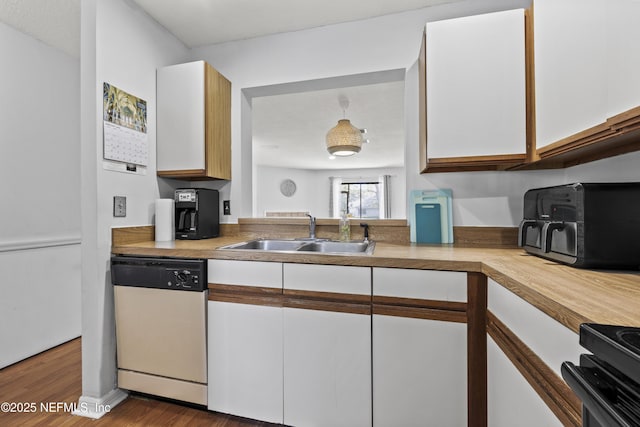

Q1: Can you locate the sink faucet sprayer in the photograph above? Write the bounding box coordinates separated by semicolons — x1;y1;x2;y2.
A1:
360;223;369;242
306;214;316;239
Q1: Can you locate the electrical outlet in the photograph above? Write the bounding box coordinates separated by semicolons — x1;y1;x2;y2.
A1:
113;196;126;217
223;200;231;215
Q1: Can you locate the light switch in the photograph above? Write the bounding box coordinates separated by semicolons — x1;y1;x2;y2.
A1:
113;196;126;217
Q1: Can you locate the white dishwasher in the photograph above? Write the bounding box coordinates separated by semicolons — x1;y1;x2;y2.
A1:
111;256;208;406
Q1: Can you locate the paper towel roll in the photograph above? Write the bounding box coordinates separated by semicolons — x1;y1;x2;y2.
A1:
155;199;175;242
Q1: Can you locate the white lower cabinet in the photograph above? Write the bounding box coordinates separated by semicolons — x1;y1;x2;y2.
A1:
207;260;284;424
207;301;283;423
373;315;466;427
284;307;372;427
487;336;561;427
283;263;372;427
372;268;468;427
487;278;581;426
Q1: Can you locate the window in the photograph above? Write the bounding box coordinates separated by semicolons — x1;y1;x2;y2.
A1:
340;182;380;218
330;175;391;219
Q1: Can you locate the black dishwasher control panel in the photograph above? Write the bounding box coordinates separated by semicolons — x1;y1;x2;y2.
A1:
111;256;207;292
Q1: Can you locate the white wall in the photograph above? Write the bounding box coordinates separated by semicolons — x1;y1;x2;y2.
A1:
256;166;321;216
80;0;189;402
0;22;81;368
193;0;640;227
191;0;532;222
256;166;406;218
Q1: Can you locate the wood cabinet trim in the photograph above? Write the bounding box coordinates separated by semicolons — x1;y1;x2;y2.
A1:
419;30;428;173
423;154;527;173
525;6;539;163
285;298;371;315
282;289;370;314
467;272;488;427
526;106;640;169
372;295;466;312
487;311;581;427
204;63;232;180
208;283;283;307
373;304;466;323
157;169;207;178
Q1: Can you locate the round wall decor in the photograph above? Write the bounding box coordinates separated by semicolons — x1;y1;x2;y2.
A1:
280;179;297;197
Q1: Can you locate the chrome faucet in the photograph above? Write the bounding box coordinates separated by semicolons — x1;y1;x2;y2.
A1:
306;214;316;239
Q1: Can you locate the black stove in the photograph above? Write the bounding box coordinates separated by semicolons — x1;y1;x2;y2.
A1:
562;324;640;427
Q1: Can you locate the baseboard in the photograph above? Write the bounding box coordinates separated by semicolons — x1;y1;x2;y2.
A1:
73;388;128;419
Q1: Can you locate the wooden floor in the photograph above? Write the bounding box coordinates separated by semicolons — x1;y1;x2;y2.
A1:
0;338;274;426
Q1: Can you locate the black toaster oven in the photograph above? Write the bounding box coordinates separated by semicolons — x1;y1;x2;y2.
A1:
518;182;640;269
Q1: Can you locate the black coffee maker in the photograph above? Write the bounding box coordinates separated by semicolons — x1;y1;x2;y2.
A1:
175;188;219;240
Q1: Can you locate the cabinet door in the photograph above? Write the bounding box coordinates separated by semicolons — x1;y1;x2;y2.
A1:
487;337;562;427
157;60;231;179
283;307;371;427
372;268;467;427
207;301;283;424
283;263;371;427
606;0;640;117
487;279;582;426
534;0;607;148
373;315;466;427
157;61;206;172
207;260;284;423
425;9;526;159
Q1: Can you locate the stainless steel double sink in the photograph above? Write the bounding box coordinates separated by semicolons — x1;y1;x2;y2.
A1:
218;238;375;255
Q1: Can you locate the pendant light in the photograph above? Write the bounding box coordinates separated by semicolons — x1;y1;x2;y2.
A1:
326;96;363;156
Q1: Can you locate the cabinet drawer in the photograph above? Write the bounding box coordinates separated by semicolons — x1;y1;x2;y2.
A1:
283;264;370;295
208;260;282;289
373;268;466;302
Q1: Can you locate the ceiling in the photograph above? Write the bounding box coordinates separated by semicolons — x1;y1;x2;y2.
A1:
131;0;462;47
0;0;464;170
252;80;405;170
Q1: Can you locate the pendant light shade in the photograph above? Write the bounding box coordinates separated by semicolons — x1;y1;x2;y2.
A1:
326;119;363;156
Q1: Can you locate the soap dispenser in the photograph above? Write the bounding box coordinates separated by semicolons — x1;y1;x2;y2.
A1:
339;211;350;241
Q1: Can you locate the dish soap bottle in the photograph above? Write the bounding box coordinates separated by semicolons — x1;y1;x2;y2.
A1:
339;211;350;241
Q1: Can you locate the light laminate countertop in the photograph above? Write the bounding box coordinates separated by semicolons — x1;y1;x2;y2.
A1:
112;235;640;333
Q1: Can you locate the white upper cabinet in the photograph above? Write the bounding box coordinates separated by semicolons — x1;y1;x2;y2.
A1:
425;9;526;159
157;60;231;180
606;0;640;117
533;0;607;149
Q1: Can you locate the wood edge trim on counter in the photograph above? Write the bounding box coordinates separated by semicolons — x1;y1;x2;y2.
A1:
112;226;154;246
467;272;487;427
372;304;466;323
487;311;582;427
372;295;466;312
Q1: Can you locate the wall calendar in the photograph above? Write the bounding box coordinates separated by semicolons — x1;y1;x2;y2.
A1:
102;82;148;168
